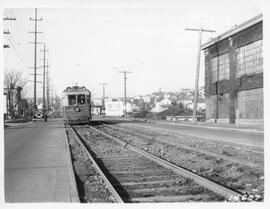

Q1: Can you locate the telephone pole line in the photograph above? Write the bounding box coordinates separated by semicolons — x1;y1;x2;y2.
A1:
46;60;50;114
40;44;49;111
29;8;42;109
185;27;215;124
99;83;108;108
117;70;132;117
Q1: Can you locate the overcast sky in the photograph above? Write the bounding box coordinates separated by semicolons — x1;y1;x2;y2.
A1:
3;0;263;99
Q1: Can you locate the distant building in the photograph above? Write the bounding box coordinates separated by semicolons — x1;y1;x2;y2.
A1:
177;96;193;108
150;98;172;113
105;101;124;116
187;102;205;111
202;14;263;126
92;98;103;106
91;105;103;115
142;96;151;103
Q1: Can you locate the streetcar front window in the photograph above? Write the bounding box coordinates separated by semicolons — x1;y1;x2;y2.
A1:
68;95;76;105
86;95;90;104
78;94;86;105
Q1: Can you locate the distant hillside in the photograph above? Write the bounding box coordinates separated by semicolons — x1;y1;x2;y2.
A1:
156;105;192;117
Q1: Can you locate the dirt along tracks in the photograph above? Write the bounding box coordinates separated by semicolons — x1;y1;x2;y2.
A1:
67;125;232;202
95;123;264;200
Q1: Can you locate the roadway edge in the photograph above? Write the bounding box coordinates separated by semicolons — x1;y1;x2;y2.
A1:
64;123;80;202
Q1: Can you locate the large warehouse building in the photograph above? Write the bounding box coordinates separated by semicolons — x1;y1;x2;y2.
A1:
202;14;263;126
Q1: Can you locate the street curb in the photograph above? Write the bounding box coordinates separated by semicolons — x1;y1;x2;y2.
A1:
4;120;34;129
64;123;80;203
154;121;264;134
94;116;264;134
134;119;264;134
125;123;264;150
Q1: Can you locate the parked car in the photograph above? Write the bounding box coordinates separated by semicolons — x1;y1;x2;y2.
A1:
33;109;47;122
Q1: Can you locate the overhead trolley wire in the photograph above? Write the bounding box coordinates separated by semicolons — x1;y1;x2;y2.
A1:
9;9;33;63
6;34;27;68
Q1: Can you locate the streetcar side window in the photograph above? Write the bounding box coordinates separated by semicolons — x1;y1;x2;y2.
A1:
68;95;76;105
77;94;86;105
86;95;90;104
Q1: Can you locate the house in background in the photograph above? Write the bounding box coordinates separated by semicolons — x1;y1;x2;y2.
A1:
150;98;172;113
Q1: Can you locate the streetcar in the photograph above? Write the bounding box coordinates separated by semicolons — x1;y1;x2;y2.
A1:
62;86;91;124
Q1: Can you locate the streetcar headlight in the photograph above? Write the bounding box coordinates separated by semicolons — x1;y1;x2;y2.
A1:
76;108;81;112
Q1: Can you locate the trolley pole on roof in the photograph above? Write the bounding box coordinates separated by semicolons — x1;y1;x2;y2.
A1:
185;27;215;124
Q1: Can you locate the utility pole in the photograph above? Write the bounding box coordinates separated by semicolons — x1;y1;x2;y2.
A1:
29;8;42;109
40;44;49;111
117;70;132;117
185;27;215;124
46;59;50;114
99;83;108;107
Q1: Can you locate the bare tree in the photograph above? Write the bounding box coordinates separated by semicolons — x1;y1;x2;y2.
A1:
4;69;28;119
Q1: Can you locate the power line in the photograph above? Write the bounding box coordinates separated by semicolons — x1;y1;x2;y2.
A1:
3;11;16;48
6;35;27;68
10;9;33;61
9;32;31;66
4;9;33;77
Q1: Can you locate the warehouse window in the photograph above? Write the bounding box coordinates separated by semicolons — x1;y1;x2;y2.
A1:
236;39;263;78
210;53;230;82
218;93;230;119
236;88;263;119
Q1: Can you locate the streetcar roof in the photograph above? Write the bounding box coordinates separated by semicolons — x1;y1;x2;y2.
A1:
63;86;90;93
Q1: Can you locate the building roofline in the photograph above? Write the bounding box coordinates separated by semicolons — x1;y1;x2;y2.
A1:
201;14;262;50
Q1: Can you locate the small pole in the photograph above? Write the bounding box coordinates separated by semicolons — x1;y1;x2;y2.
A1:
117;70;132;117
99;83;108;113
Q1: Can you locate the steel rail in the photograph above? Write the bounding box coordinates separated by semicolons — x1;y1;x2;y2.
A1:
89;126;245;201
105;125;263;170
68;125;124;203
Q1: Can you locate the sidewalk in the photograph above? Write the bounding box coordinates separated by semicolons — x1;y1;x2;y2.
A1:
4;118;79;202
4;117;32;128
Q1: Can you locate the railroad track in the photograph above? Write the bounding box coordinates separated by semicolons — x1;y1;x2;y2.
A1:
100;124;263;170
67;124;247;203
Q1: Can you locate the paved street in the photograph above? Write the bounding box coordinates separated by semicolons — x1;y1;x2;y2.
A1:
4;118;77;202
132;121;264;149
